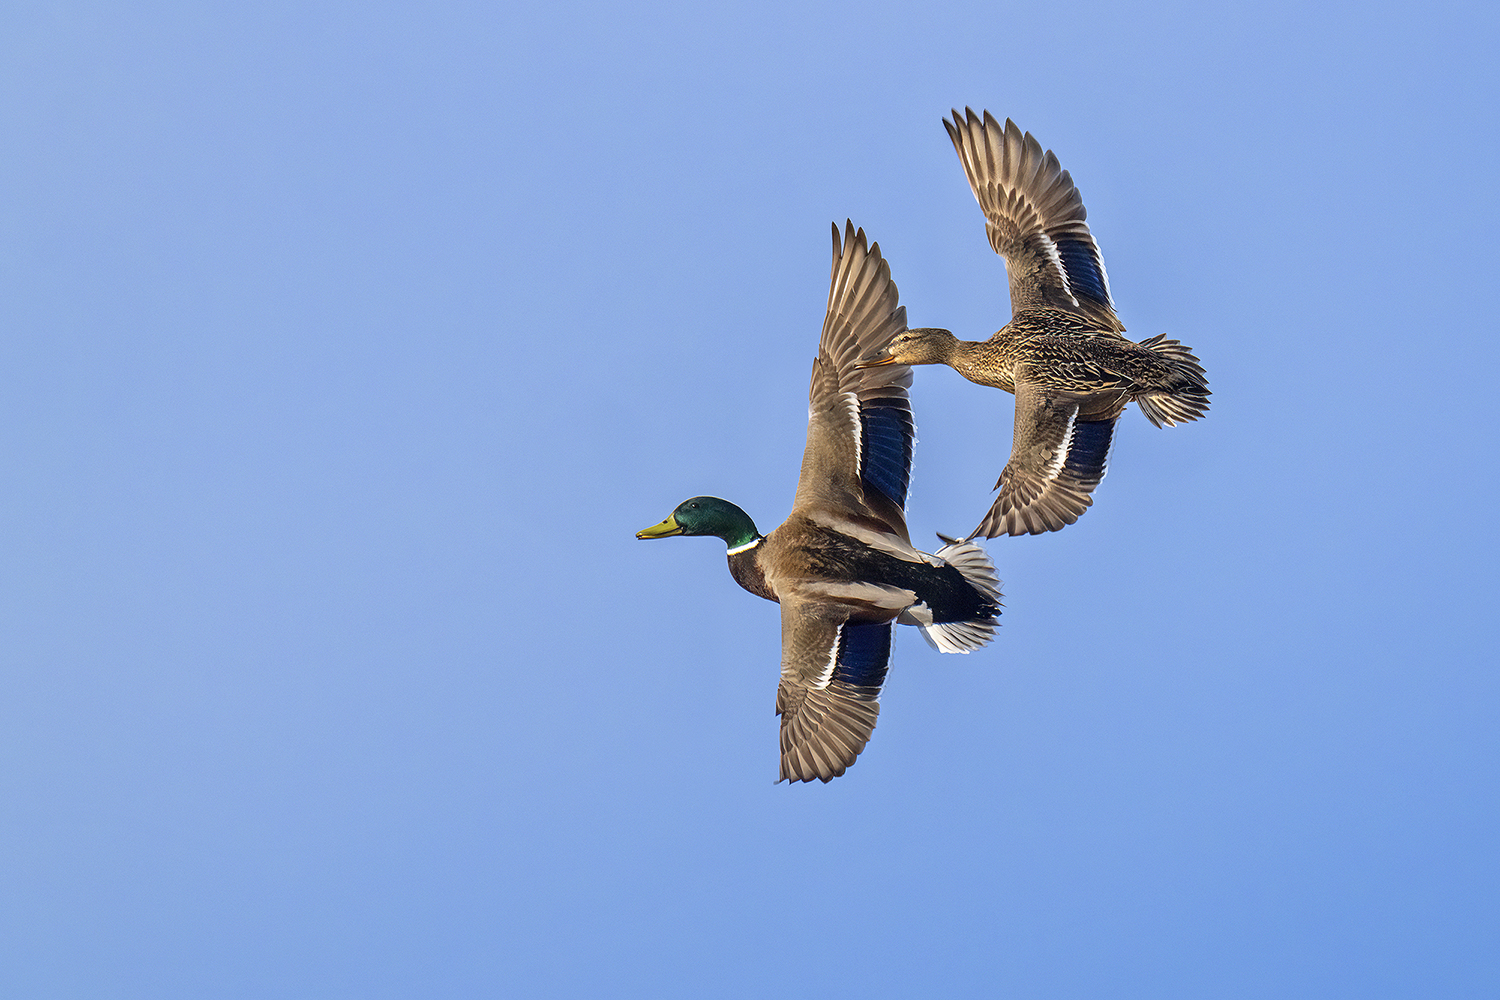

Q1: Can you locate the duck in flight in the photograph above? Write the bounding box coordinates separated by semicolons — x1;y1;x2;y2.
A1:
860;109;1209;537
637;222;1001;783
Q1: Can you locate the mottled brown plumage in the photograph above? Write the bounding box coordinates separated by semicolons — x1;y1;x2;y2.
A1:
863;110;1209;538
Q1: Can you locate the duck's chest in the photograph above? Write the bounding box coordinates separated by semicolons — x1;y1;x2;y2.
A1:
733;526;910;604
953;328;1036;392
727;545;777;602
954;353;1017;392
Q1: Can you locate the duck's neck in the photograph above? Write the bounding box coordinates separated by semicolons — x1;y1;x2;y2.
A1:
951;337;1016;391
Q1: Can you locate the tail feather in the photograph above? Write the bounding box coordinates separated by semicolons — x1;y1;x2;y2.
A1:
915;618;997;654
1137;334;1210;428
918;535;1002;654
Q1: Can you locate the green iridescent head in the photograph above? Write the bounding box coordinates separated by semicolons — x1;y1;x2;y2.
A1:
636;496;761;549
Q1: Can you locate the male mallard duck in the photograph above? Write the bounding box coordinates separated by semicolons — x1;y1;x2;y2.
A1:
860;109;1209;538
637;222;1002;784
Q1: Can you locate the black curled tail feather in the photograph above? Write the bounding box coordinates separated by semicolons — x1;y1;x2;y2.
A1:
902;536;1001;654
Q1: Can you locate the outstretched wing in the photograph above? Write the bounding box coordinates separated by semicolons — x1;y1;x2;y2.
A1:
792;221;916;541
776;604;897;783
944;108;1124;332
973;381;1118;537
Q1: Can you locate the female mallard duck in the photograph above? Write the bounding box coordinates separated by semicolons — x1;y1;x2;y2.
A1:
637;222;1002;784
860;109;1209;538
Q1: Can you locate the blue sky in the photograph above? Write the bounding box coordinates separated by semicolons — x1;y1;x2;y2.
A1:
3;1;1497;997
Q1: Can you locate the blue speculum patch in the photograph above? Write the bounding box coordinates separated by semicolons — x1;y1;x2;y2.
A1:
1055;238;1110;309
860;398;915;507
833;621;893;690
1063;418;1114;485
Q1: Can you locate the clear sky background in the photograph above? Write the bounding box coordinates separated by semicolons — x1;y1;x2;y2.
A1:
3;1;1497;997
